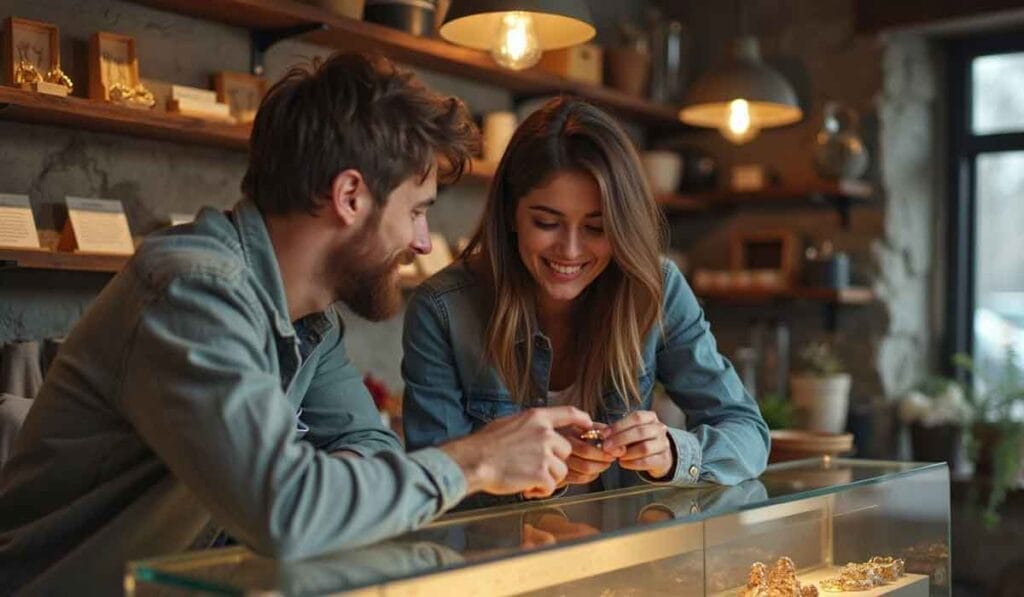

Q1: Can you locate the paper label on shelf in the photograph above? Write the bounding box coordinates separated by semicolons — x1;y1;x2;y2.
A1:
170;84;218;104
65;196;135;255
167;98;233;121
0;194;41;249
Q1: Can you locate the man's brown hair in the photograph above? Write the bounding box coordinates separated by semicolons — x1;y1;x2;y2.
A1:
242;52;478;215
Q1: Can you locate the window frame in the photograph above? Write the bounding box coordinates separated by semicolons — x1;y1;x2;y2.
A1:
945;31;1024;378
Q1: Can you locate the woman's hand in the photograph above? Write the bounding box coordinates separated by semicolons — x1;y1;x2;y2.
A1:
558;422;622;486
601;410;675;480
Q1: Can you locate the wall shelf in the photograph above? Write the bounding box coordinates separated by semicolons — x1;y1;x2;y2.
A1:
0;247;129;273
0;86;250;150
695;286;876;305
0;86;496;185
657;180;874;226
127;0;685;127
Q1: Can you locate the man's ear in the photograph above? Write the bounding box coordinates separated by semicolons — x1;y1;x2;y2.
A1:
328;169;371;227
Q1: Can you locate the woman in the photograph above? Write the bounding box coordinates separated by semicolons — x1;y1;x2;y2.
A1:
402;98;768;499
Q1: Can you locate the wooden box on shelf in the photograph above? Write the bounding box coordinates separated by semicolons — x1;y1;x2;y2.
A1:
89;31;154;109
537;43;603;86
4;17;68;96
213;71;267;124
731;230;798;288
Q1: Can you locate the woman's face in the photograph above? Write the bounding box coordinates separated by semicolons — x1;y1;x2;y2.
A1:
514;170;613;307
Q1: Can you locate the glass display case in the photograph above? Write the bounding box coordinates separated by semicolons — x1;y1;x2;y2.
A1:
128;458;951;596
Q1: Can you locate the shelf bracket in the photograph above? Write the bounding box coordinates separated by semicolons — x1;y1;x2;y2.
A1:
809;192;853;229
835;196;852;229
250;23;328;76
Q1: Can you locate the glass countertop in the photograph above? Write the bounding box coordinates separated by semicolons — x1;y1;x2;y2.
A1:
128;458;946;595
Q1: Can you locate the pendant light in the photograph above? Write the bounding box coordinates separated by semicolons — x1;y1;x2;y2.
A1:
441;1;595;71
679;36;802;144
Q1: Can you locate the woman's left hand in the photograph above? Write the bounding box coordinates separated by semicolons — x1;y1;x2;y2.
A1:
601;410;675;480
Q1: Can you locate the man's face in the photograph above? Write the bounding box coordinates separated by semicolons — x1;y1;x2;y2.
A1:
337;170;436;321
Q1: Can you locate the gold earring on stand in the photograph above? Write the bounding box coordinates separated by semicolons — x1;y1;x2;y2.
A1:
45;67;74;93
15;60;42;85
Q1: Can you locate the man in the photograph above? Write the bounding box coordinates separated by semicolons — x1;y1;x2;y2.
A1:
0;52;590;593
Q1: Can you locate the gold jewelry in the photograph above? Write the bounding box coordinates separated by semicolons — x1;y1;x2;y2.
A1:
108;81;134;102
740;557;817;597
108;81;156;108
820;556;906;592
579;429;603;448
868;556;904;582
15;60;42;85
131;84;156;107
45;67;74;92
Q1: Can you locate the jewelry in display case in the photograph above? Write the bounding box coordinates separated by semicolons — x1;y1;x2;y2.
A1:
740;557;818;597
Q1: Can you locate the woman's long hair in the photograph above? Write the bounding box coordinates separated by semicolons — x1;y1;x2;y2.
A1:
462;98;667;414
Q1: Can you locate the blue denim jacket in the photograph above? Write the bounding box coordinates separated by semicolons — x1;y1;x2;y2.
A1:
0;199;466;594
402;259;770;488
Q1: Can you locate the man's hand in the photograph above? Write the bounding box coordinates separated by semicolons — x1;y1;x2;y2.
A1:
601;410;675;480
440;406;593;499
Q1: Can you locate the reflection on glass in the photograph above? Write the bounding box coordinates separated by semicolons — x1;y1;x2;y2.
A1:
972;52;1024;135
129;460;951;596
973;151;1024;397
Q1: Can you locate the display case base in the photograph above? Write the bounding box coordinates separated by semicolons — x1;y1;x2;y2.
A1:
799;567;930;596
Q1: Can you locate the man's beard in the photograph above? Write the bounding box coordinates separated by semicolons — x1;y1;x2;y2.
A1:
331;221;412;321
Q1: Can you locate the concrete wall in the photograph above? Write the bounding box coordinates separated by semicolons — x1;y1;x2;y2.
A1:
0;0;647;391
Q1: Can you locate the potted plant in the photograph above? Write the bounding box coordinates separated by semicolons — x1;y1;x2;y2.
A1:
790;341;851;434
898;377;972;471
953;349;1024;526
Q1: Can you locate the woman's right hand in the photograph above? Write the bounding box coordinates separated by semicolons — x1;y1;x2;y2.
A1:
560;423;624;486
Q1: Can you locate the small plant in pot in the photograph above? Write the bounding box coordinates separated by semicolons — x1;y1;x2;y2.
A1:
790;341;851;434
952;349;1024;527
898;377;972;472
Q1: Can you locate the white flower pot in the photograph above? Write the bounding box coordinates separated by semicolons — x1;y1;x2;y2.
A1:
790;374;852;434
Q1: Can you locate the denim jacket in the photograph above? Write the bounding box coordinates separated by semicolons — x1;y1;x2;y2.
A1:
402;259;769;489
0;199;465;594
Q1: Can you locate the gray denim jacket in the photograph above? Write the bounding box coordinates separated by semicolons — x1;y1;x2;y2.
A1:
0;199;465;594
402;259;769;489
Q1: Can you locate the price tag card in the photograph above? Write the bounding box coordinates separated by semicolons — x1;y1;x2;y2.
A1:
0;193;42;249
62;196;134;255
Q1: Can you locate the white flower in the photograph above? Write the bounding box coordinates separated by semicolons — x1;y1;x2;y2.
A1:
899;391;931;424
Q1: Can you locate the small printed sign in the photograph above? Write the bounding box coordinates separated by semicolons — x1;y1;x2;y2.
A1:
61;196;134;255
0;193;41;249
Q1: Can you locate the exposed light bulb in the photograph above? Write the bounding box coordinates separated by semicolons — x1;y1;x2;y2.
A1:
719;99;761;144
491;12;541;71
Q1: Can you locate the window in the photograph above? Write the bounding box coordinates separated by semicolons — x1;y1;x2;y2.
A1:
947;33;1024;385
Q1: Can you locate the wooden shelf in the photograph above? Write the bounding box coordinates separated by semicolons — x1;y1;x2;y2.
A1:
0;246;129;273
128;0;685;127
0;85;250;150
0;86;496;187
695;286;876;305
658;180;874;214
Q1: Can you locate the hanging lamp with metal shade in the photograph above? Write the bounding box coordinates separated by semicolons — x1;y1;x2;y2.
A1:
440;0;595;70
679;37;802;144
